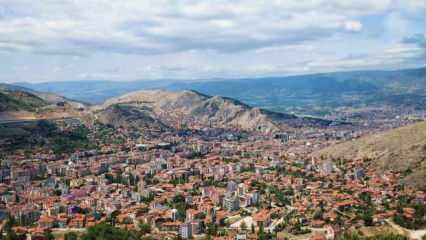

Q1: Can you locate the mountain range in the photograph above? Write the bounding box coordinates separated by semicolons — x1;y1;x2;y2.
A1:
0;84;331;133
15;66;426;115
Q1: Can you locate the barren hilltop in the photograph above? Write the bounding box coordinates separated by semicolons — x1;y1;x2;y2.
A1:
96;89;331;133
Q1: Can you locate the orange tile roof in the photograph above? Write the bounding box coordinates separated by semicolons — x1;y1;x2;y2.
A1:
253;209;270;222
38;215;56;224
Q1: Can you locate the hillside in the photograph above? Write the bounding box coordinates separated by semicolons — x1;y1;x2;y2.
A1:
0;84;87;121
96;104;169;131
0;88;47;112
96;90;330;133
313;121;426;188
17;67;426;115
0;83;71;105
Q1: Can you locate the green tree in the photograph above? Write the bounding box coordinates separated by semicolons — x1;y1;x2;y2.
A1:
64;232;78;240
4;230;19;240
240;221;247;231
3;215;16;233
313;210;323;220
340;233;409;240
258;224;269;240
44;231;55;240
140;237;155;240
362;209;374;226
359;192;372;205
139;223;151;235
80;223;139;240
206;223;217;236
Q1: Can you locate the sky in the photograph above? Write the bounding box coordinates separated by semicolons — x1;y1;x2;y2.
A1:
0;0;425;83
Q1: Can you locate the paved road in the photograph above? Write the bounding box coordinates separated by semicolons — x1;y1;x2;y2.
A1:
0;117;79;128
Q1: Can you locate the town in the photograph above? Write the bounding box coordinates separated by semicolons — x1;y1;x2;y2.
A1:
2;0;426;239
0;108;425;240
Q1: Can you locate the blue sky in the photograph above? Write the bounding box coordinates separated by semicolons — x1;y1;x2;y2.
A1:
0;0;425;83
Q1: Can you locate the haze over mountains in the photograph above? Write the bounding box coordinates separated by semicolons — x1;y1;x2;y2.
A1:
17;66;426;115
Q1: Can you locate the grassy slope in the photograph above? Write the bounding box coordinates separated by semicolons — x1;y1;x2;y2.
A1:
0;90;47;112
314;121;426;187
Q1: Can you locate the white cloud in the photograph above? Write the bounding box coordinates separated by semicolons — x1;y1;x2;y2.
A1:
0;0;385;55
344;21;362;32
0;0;425;82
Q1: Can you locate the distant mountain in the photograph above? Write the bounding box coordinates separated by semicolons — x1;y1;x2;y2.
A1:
0;83;36;93
95;90;331;133
15;67;426;115
17;80;173;104
170;67;426;114
313;121;426;188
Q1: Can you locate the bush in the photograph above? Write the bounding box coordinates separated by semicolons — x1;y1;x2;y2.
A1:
394;203;426;230
80;223;139;240
64;232;78;240
139;223;151;235
340;233;409;240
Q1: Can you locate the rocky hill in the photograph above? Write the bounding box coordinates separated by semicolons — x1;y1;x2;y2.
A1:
96;104;169;131
96;90;331;133
313;121;426;188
